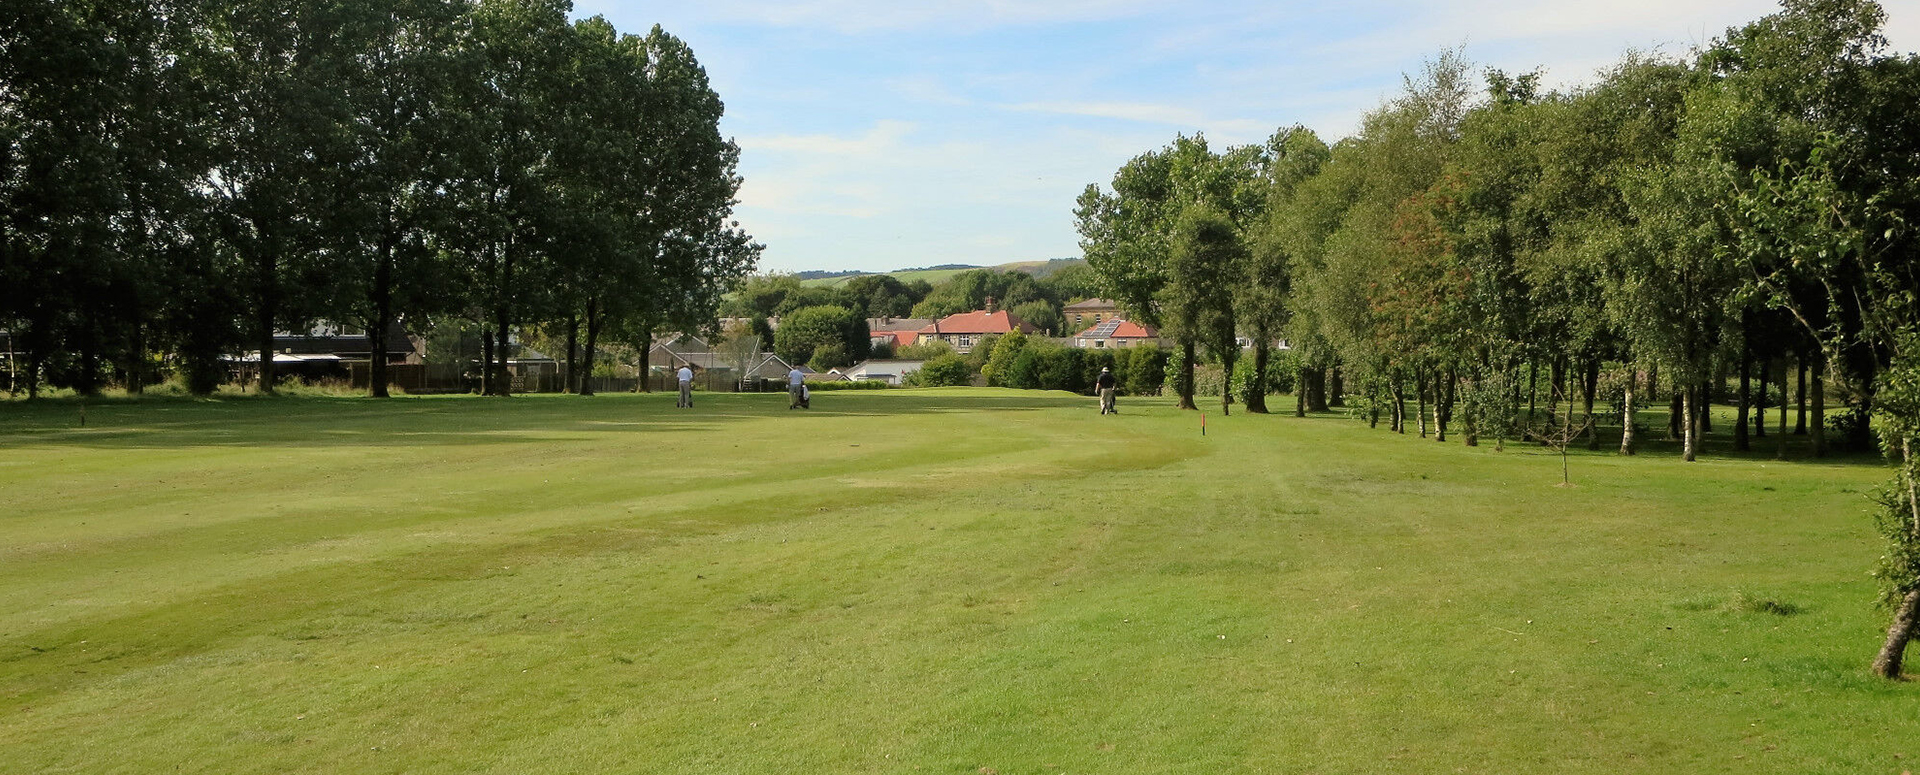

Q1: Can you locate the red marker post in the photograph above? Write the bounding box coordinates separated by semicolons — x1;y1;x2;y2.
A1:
1201;413;1207;436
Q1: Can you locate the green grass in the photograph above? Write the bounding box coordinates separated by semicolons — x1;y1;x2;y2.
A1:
1;389;1914;773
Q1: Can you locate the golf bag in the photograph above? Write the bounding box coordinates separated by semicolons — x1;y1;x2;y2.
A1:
799;385;811;409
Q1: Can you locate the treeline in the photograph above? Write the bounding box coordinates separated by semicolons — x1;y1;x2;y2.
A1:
720;264;1101;369
1;0;757;398
1077;0;1920;677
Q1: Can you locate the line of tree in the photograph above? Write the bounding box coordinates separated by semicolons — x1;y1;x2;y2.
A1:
1;0;758;398
1077;0;1920;677
719;263;1102;370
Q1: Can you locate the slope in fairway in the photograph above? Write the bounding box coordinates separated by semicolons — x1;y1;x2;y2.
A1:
1;389;1914;773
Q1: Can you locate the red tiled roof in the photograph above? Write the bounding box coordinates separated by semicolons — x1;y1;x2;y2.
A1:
922;310;1035;335
1075;319;1158;339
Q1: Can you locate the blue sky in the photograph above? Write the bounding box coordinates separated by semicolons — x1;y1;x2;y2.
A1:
572;1;1920;274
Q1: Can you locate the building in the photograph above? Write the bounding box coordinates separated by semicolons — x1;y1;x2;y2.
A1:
867;317;933;352
647;346;798;381
1072;318;1164;349
834;359;928;385
916;300;1036;353
1064;298;1124;330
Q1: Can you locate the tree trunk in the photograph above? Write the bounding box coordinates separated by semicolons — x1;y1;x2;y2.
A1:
1697;381;1713;433
1682;386;1697;462
1812;356;1826;457
1754;356;1769;439
1874;589;1920;679
565;313;579;394
579;298;600;396
638;327;653;392
1527;361;1538;422
1874;440;1920;677
1548;357;1564;417
369;223;395;398
1176;340;1197;410
1295;364;1307;416
491;239;515;396
1668;391;1684;440
1795;351;1808;434
1246;343;1269;414
1436;371;1454;443
1620;367;1637;456
1328;366;1344;408
1463;371;1479;448
1392;376;1406;433
1583;358;1600;450
75;324;96;396
1220;351;1234;417
1308;366;1329;412
254;235;277;395
480;328;495;395
1416;368;1428;438
1735;348;1751;452
1778;360;1789;436
493;306;512;396
123;317;145;395
368;316;389;399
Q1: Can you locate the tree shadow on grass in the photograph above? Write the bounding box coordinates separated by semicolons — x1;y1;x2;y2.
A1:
0;391;1077;451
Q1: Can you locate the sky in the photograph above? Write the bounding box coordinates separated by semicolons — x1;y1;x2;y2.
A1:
571;1;1920;275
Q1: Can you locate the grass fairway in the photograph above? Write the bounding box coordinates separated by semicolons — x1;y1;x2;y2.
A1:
2;389;1915;773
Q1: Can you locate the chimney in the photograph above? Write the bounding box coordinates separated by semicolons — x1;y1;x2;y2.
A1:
984;296;996;314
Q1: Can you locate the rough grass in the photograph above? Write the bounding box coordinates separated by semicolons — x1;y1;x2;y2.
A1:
0;389;1914;774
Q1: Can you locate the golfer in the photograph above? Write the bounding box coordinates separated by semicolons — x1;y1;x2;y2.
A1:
676;365;694;407
1096;366;1117;414
788;366;806;409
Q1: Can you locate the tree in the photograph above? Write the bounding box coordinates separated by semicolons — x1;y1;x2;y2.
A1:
773;305;864;368
328;0;469;398
1165;204;1243;413
1011;300;1062;337
908;353;970;387
1240;127;1328;413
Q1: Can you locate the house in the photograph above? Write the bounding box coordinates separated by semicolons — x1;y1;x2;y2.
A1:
916;300;1036;353
649;348;798;381
867;317;933;351
1072;318;1164;349
274;320;422;363
834;359;928;385
1064;298;1124;330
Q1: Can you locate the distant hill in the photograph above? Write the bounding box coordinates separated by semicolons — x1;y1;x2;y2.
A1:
791;269;869;282
796;258;1082;288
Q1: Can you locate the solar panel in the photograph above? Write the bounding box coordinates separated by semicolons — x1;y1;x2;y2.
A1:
1087;318;1123;338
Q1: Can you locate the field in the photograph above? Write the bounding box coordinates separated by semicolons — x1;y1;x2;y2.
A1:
2;389;1915;773
796;260;1068;288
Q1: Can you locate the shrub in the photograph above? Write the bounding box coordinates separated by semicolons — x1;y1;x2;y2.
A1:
897;339;954;360
982;331;1028;387
909;353;971;387
1115;343;1167;396
808;379;888;390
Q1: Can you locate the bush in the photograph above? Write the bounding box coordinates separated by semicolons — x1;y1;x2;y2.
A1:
808;379;888;390
1232;350;1293;400
982;331;1028;387
897;339;954;359
1115;343;1167;396
809;342;850;371
908;353;971;387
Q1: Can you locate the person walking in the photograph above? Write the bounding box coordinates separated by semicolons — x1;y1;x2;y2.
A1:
788;366;807;409
1097;366;1117;415
676;365;694;408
